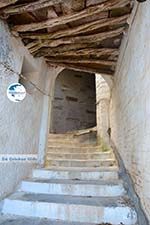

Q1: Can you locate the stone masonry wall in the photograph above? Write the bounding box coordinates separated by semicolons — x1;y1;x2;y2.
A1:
51;69;96;133
110;1;150;221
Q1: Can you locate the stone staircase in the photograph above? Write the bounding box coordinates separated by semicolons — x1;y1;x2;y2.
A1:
0;133;138;225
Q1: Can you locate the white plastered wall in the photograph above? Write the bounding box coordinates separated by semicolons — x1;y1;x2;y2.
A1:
110;1;150;221
96;74;113;144
0;20;61;199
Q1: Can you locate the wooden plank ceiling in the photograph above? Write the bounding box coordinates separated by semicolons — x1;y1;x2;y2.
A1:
0;0;134;75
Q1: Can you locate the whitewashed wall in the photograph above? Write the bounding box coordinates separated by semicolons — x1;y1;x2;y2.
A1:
110;1;150;221
0;20;61;199
96;75;113;144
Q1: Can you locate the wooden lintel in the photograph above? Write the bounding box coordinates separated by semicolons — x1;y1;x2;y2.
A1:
47;61;115;75
46;58;116;68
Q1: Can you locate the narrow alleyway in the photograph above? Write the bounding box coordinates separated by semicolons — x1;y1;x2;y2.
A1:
0;0;149;224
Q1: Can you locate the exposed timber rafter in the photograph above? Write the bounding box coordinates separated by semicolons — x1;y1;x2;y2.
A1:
0;0;66;15
12;0;131;32
0;0;18;9
1;0;134;76
27;27;124;52
71;0;86;11
20;14;128;40
35;48;119;59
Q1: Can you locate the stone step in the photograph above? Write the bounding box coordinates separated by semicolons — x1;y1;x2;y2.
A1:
32;167;119;181
47;146;107;153
46;152;113;160
48;136;77;140
46;159;116;167
19;179;125;197
47;142;98;148
2;192;137;224
48;139;79;144
0;215;108;225
0;216;139;225
48;134;74;138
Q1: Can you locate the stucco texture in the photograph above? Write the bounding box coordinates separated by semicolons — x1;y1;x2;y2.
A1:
110;1;150;221
0;20;49;199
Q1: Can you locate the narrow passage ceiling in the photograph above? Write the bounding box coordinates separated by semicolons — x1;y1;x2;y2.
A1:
0;0;134;75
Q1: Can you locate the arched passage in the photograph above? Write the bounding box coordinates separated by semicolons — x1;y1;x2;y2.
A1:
50;69;96;133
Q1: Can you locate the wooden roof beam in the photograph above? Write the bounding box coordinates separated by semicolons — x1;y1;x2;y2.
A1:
35;48;119;59
47;61;115;75
71;0;86;11
0;0;18;9
27;27;124;53
1;0;67;16
46;58;116;68
12;0;131;32
20;14;128;40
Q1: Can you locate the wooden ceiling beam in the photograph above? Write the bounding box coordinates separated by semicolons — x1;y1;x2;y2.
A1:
35;48;119;59
47;61;115;75
21;14;128;40
0;0;18;9
32;43;92;55
46;58;116;68
12;0;131;32
71;0;86;11
27;27;124;53
1;0;67;16
86;0;107;7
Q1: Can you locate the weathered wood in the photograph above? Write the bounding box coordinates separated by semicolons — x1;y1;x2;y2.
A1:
71;0;86;11
46;58;116;68
47;61;115;75
1;0;67;15
12;0;131;32
35;48;119;59
27;27;124;52
0;0;18;9
61;1;73;15
32;43;93;56
21;14;128;40
86;0;107;7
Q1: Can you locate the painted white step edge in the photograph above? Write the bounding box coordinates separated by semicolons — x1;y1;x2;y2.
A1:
32;168;119;180
0;215;108;225
2;195;137;224
19;180;126;197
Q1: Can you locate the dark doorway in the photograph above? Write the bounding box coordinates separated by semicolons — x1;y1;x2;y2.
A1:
51;69;96;133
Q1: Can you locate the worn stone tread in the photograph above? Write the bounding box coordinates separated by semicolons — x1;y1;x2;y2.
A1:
0;215;138;225
7;192;132;207
42;166;119;172
23;178;122;185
